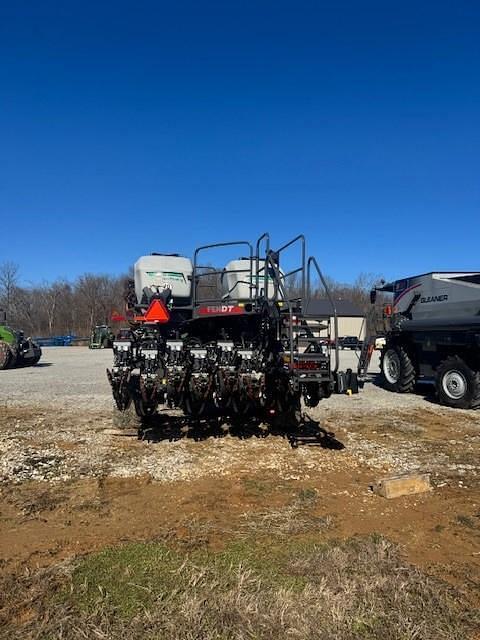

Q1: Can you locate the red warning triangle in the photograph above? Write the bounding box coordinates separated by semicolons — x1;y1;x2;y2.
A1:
144;299;170;323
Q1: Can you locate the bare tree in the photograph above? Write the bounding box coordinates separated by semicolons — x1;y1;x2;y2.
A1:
0;261;19;318
74;274;128;334
10;286;37;334
75;275;103;333
37;281;70;334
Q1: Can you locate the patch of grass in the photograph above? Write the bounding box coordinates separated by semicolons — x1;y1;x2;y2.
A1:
456;514;476;529
297;487;318;504
71;542;182;617
18;488;68;516
172;514;217;549
213;538;313;591
241;477;269;494
2;535;479;640
238;501;333;537
241;477;288;497
385;421;425;435
237;486;329;538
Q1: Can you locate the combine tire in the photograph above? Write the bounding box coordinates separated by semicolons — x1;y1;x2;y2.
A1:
435;356;480;409
0;342;12;370
380;345;416;393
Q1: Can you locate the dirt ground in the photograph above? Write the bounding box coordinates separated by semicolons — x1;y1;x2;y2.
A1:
1;348;480;635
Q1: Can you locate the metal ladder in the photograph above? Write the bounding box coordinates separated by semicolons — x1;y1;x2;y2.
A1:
264;240;339;379
289;313;333;381
357;337;376;379
357;303;382;380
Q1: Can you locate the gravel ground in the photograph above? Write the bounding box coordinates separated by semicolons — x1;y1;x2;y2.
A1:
0;345;441;415
0;347;115;411
1;347;479;489
0;345;406;412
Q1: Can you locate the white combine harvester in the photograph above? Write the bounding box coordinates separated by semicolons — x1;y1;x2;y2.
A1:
367;272;480;409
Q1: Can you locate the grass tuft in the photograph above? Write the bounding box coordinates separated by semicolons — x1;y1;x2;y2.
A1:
1;535;478;640
456;514;476;529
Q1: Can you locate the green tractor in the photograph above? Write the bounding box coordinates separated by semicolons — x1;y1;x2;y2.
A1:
0;324;42;370
89;324;114;349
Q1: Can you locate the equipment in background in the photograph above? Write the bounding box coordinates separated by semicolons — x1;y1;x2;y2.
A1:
89;325;115;349
338;336;363;350
363;272;480;409
34;335;77;347
0;315;42;370
107;234;358;429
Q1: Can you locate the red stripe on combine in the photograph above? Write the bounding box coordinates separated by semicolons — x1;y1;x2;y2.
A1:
393;283;421;305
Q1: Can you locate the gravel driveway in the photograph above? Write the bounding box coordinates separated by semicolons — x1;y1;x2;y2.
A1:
0;347;114;410
1;346;478;489
0;346;438;415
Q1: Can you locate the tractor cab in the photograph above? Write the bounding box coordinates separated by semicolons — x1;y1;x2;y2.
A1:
89;325;114;349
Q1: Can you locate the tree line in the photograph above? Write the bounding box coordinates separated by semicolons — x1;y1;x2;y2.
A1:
0;261;381;338
0;262;128;337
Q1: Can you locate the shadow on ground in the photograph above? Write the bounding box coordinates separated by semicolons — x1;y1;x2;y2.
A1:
370;372;439;403
136;412;345;450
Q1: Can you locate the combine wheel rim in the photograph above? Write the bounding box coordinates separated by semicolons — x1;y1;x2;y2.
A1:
442;370;467;400
435;356;480;409
383;349;401;384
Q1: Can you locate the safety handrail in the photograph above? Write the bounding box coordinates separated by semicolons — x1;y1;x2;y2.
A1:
195;266;254;304
193;241;253;307
255;232;270;298
274;234;306;303
306;256;339;373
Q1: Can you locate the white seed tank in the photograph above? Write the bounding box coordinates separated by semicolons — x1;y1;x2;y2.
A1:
223;259;284;301
134;254;193;306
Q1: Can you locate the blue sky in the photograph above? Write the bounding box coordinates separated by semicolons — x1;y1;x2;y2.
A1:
1;1;479;286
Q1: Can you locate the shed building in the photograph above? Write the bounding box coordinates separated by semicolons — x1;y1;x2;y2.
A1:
304;299;365;340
